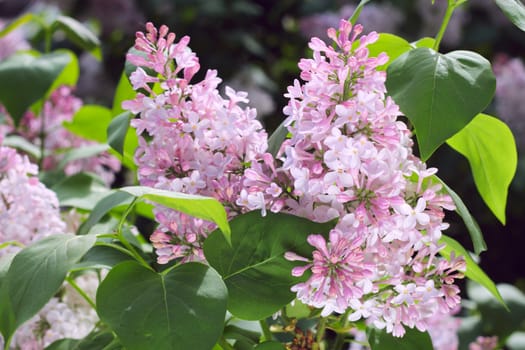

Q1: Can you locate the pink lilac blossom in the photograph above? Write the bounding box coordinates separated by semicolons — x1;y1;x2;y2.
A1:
5;271;101;350
14;86;121;185
122;23;269;263
0;142;65;256
240;20;465;336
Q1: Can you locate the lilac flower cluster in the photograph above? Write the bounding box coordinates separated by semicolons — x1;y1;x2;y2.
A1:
123;23;269;262
123;21;466;337
0;142;65;256
240;20;465;336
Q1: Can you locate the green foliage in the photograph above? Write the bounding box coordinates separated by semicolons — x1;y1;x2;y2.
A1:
52;172;109;210
63;105;113;143
112;72;136;116
0;51;71;125
107;111;138;170
45;330;119;350
365;34;412;70
447;114;518;225
367;327;433;350
254;342;286;350
436;178;487;254
204;211;335;320
0;235;96;344
386;48;496;160
121;186;232;243
51;16;101;59
493;0;525;32
96;261;227;350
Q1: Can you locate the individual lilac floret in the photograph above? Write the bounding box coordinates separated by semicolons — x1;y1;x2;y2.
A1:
240;20;464;337
0;143;66;256
123;23;269;263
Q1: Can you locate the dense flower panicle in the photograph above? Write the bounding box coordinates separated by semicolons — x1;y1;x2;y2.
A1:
0;144;66;255
240;19;464;336
123;22;269;263
0;20;30;60
469;336;499;350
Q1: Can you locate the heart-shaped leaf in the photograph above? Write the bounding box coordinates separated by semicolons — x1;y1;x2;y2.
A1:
0;51;71;125
446;114;517;225
96;261;227;350
0;234;96;343
203;211;335;320
386;48;496;160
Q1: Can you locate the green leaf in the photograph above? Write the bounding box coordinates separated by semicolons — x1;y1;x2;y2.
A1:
97;261;227;350
63;105;113;143
349;0;373;25
411;37;436;49
0;51;71;125
367;327;433;350
112;72;137;116
386;48;496;160
2;135;42;159
446;114;517;225
52;172;109;210
435;177;486;255
57;144;110;170
494;0;525;32
45;329;118;350
439;235;506;308
0;13;35;38
0;234;96;343
48;49;79;92
107;111;138;170
203;211;335;320
77;190;134;235
52;16;101;58
365;34;412;70
267;120;289;157
73;245;133;270
121;186;231;243
254;342;286;350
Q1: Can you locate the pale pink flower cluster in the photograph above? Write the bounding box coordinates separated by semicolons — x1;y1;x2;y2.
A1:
14;86;121;185
6;272;101;350
122;23;268;262
0;143;65;256
240;20;465;336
